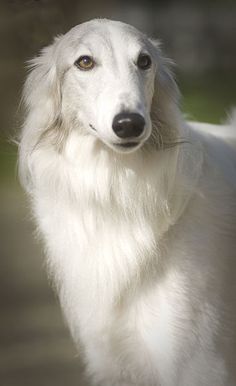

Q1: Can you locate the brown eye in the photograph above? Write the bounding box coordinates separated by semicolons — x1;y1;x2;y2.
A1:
74;56;95;70
137;54;152;70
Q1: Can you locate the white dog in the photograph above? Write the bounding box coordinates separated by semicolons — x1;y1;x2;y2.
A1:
19;19;236;386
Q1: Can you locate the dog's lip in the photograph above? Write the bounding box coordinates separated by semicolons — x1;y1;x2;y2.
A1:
113;142;140;148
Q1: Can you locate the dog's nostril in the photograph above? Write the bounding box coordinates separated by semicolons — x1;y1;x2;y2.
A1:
112;112;145;138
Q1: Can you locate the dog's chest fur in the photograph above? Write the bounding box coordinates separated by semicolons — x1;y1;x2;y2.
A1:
35;139;173;307
29;133;232;385
32;137;192;384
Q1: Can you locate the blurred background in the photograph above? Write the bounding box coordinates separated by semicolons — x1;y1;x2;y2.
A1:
0;1;235;385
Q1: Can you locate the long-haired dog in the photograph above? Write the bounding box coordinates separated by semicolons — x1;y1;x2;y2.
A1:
19;19;236;386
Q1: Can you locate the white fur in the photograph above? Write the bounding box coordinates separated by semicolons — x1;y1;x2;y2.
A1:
19;19;236;386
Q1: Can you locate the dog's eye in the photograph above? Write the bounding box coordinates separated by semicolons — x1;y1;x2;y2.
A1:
137;54;152;70
74;56;95;70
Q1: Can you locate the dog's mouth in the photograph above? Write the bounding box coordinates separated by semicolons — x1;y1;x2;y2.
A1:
112;141;143;152
89;123;143;152
114;142;140;149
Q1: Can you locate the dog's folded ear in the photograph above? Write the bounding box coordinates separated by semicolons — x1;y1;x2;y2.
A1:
148;38;183;145
149;39;180;103
19;37;62;191
23;38;62;133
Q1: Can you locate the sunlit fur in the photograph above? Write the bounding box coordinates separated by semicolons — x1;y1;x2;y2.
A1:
19;19;236;386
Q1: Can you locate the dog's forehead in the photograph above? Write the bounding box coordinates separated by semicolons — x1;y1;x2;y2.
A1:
64;19;148;55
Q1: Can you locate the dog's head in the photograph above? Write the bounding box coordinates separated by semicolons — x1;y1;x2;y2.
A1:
22;19;182;156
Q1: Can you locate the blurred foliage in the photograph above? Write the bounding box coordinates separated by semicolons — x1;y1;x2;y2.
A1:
179;72;236;123
0;140;18;186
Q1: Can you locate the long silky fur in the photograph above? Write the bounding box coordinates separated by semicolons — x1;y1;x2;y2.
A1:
18;19;236;386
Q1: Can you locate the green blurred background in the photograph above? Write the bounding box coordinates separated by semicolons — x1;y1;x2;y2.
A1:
0;1;235;385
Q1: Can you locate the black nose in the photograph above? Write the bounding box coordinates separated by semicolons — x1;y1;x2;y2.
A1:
112;112;145;139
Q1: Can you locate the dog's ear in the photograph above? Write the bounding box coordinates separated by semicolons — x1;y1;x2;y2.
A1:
23;37;62;137
19;37;62;190
149;39;183;144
